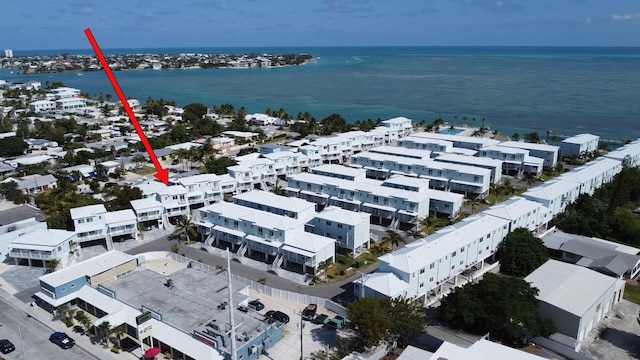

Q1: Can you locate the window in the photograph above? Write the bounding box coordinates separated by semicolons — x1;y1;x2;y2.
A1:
419;282;424;288
86;218;93;223
61;287;66;292
78;219;84;224
420;268;425;274
337;223;343;228
430;263;435;269
326;221;332;226
452;251;456;257
460;247;464;252
429;277;434;282
451;265;455;270
460;260;463;265
70;284;76;288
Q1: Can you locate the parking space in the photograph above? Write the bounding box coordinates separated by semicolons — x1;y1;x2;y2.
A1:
246;290;343;360
581;300;640;360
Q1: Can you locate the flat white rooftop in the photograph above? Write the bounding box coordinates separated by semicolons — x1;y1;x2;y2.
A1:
562;133;599;144
312;164;367;178
70;204;107;219
314;206;371;225
233;190;316;215
40;250;136;287
524;260;623;317
499;140;559;152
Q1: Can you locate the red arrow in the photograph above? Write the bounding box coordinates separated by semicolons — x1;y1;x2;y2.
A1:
84;28;169;185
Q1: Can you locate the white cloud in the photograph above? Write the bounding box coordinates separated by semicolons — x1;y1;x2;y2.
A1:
610;13;640;23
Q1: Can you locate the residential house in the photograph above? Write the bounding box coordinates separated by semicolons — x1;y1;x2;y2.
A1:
305;206;371;255
434;153;503;185
604;139;640;167
4;174;57;195
0;204;47;263
28;100;56;113
398;135;454;154
174;174;223;208
411;131;500;150
55;97;87;111
498;141;560;168
561;134;600;157
521;179;582;217
361;214;510;302
482;196;551;234
9;229;76;268
543;230;640;280
557;157;622;196
70;204;110;249
130;198;164;229
477;145;544;177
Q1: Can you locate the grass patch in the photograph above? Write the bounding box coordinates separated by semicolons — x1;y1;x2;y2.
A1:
132;166;156;176
623;283;640;305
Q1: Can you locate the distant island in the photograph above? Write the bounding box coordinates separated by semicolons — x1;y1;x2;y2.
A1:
0;52;314;74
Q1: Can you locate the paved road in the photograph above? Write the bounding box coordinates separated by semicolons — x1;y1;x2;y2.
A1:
0;297;97;360
126;235;378;300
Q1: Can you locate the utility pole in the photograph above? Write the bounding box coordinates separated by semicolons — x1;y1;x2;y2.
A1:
227;248;238;360
299;311;304;360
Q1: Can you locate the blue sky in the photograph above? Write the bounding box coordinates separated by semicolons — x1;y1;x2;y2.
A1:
3;0;640;50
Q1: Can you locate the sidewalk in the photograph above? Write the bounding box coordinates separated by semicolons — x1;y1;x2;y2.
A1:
0;287;139;360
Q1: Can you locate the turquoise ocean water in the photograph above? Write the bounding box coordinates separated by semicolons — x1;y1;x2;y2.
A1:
1;46;639;141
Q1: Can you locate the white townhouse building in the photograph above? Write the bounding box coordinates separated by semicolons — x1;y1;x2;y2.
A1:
55;97;87;111
557;157;622;196
28;100;56;113
604;139;640;167
136;182;190;223
498;141;560;168
305;206;371;255
482;196;552;234
71;205;137;249
312;163;367;181
71;204;109;247
561;133;600;157
130;198;164;229
232;190;316;219
477;145;544;177
380;175;464;219
286;171;431;227
379;117;414;142
245;113;280;125
298;146;323;168
218;173;237;194
261;151;310;176
397;135;454;154
361;214;510;302
9;229;76;268
105;209;138;241
155;185;189;221
173;173;223;208
350;151;492;198
0;205;47;263
194;200;335;274
434;153;503;185
307;136;353;163
525;260;625;350
411;131;500;150
522;179;582;217
227;165;255;193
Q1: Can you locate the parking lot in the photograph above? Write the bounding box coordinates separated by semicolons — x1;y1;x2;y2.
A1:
246;289;346;360
581;300;640;360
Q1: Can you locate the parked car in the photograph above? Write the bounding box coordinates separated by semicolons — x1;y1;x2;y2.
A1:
248;299;265;311
0;339;15;354
312;314;330;325
301;304;317;321
49;332;75;349
264;310;290;324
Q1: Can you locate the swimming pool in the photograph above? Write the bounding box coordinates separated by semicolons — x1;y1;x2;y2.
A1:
440;128;463;135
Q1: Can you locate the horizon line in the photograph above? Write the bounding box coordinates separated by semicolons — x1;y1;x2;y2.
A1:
4;44;640;52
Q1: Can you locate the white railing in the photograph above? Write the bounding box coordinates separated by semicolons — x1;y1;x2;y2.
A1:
9;250;55;260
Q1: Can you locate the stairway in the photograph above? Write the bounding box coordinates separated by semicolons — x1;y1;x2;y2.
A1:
204;233;215;247
235;243;248;260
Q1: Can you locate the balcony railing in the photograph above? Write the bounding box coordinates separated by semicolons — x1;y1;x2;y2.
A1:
9;250;55;260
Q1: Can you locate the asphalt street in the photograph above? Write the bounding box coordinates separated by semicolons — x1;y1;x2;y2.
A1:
0;297;98;360
126;235;378;300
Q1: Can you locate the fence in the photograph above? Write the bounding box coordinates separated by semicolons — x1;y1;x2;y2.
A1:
159;252;348;317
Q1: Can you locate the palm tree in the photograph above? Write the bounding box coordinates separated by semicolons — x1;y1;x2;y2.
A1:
112;324;125;349
317;258;333;283
468;196;484;214
173;148;190;170
271;182;285;195
174;216;197;244
419;216;437;237
55;304;70;321
489;183;504;205
369;242;391;256
46;258;61;273
96;321;112;347
380;230;407;251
